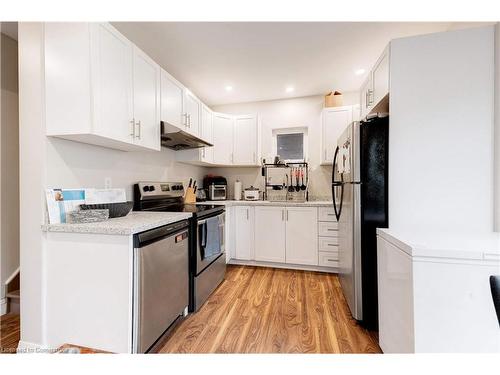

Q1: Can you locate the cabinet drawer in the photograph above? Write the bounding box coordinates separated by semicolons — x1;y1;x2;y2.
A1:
319;237;339;252
318;222;338;237
319;252;339;268
318;207;337;222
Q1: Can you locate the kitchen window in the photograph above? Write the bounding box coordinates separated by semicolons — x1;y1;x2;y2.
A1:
272;127;308;163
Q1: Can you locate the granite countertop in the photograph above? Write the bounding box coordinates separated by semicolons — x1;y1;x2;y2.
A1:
196;200;333;207
42;211;193;235
377;228;500;260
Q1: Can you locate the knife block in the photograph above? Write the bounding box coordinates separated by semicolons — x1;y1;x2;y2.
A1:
184;187;196;204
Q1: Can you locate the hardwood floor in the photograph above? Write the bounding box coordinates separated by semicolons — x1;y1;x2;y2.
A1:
0;313;20;354
160;265;381;353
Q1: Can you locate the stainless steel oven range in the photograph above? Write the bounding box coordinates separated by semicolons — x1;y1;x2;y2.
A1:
134;181;226;313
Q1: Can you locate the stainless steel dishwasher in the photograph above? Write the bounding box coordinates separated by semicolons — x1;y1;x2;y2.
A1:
132;220;189;353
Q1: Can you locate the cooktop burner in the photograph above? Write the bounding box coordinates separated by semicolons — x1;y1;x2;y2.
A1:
133;182;224;219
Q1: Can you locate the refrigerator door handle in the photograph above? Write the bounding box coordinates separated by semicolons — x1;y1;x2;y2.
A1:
332;146;344;221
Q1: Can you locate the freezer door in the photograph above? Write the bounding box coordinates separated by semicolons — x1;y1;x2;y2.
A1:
338;181;363;320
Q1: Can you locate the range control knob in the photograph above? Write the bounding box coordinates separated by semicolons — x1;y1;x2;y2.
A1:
143;185;150;192
149;185;155;192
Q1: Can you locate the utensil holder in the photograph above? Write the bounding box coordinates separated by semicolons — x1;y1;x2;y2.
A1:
184;187;196;204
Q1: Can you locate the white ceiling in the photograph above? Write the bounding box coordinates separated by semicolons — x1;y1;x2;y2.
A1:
113;22;459;106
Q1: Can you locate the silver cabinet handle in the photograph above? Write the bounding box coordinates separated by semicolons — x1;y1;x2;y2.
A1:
182;113;188;126
202;148;206;158
246;208;249;220
188;114;191;128
130;118;135;137
368;89;374;105
135;120;141;139
286;209;289;221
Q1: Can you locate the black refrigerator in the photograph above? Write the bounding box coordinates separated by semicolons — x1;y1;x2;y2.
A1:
332;115;389;330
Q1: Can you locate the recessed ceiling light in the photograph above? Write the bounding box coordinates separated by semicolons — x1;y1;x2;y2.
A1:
285;86;295;93
225;85;233;92
355;69;366;76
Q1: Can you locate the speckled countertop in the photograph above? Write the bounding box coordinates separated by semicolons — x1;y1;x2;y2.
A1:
196;200;333;207
42;211;193;235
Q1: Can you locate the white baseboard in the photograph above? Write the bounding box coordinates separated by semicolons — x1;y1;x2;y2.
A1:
0;298;7;315
228;259;339;273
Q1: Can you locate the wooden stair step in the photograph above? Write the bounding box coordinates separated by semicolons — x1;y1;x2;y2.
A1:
6;290;20;299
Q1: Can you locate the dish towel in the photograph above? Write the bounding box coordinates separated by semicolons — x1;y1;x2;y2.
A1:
203;216;221;258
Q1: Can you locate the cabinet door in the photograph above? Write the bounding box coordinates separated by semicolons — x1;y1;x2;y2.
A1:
254;206;286;263
200;105;214;163
184;90;200;136
285;207;318;265
359;75;372;118
234;206;254;260
91;23;134;144
160;69;185;129
233;115;258;165
212;113;234;165
321;106;353;165
132;46;161;150
372;47;390;106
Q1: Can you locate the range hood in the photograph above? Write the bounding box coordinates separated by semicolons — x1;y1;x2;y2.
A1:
160;121;213;150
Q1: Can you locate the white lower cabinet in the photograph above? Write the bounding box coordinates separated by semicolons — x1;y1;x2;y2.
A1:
254;206;286;263
234;206;254;260
285;207;318;265
233;205;326;269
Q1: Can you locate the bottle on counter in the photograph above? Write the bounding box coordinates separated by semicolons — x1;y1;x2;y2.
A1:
234;180;242;201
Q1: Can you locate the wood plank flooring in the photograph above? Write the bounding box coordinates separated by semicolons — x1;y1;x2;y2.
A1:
160;265;381;353
0;313;20;354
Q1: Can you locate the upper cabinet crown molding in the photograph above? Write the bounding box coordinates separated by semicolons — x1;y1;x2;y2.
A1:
45;22;161;151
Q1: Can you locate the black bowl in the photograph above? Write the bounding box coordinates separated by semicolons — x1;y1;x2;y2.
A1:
80;201;133;218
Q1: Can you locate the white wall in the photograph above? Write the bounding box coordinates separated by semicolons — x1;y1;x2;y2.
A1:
210;92;359;199
0;33;20;309
18;23;206;349
389;26;495;233
495;23;500;232
46;138;205;200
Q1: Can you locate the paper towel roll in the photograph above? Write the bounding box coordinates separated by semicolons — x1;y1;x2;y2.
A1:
234;180;242;201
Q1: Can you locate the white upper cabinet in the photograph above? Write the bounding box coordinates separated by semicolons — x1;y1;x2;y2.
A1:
320;105;353;165
200;105;214;163
360;75;372;118
285;207;318;265
160;69;184;129
212;112;234;165
360;44;390;119
45;22;160;151
184;90;201;137
90;23;134;145
132;46;161;151
372;47;390;106
233;115;258;165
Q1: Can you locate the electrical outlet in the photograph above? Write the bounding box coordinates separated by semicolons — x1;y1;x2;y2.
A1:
104;177;112;189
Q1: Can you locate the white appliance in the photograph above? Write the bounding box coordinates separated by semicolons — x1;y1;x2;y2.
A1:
244;186;259;201
377;229;500;353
